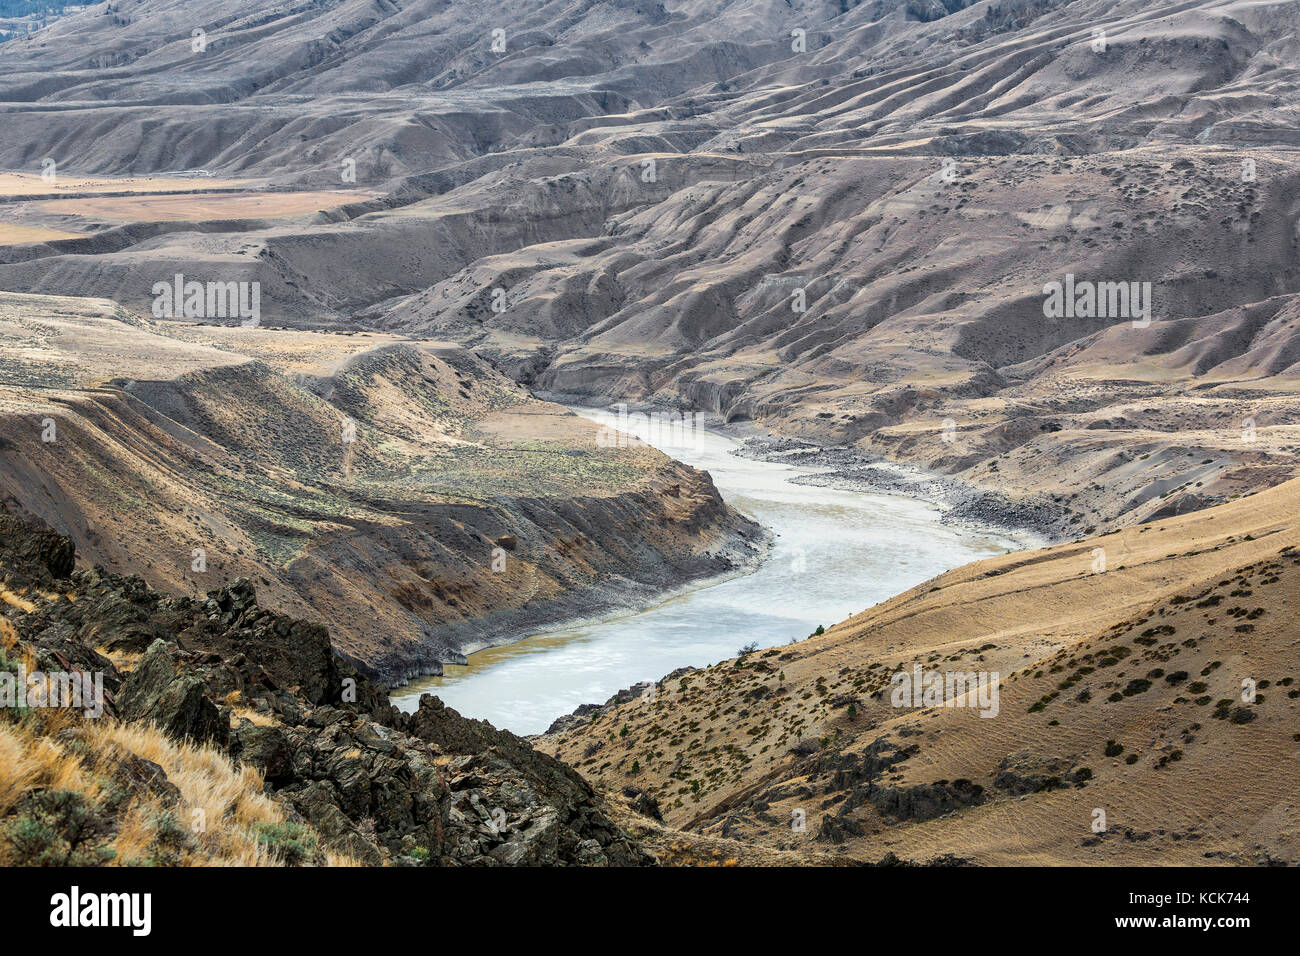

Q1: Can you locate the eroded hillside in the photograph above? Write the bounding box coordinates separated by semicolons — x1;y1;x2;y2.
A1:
1;0;1299;872
0;292;763;681
1;1;1297;538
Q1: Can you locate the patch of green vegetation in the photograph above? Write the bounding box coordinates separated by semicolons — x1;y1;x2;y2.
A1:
1;789;115;867
250;821;318;866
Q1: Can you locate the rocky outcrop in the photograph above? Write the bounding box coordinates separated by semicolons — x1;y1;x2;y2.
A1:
406;695;648;865
544;666;699;735
0;513;74;582
0;515;653;866
992;751;1089;796
859;780;987;824
116;640;229;747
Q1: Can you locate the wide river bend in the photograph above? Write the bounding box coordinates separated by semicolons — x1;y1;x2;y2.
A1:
394;407;1016;734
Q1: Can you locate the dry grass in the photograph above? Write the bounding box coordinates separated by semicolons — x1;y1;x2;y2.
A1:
225;691;280;728
0;711;360;866
0;617;19;651
0;721;95;816
0;171;255;198
1;589;36;613
91;721;289;865
95;646;142;671
324;849;365;867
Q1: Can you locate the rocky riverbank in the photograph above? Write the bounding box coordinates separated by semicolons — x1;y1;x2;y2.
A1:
727;435;1061;547
545;394;1058;546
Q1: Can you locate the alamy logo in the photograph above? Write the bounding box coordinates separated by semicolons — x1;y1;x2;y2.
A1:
890;665;1000;718
1043;274;1152;328
152;274;260;327
0;664;105;718
50;886;151;936
596;403;706;451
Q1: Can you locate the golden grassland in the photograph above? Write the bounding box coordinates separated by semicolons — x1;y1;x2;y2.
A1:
31;189;382;224
0;172;256;198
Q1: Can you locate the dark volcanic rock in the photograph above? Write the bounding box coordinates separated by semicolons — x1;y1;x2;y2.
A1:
101;752;183;812
0;515;653;867
862;779;986;823
0;513;74;582
622;786;664;822
993;751;1086;795
229;721;294;786
188;578;343;706
818;815;866;844
407;695;652;866
116;640;228;747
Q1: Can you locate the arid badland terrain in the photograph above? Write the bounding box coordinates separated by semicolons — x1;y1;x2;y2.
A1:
1;0;1298;866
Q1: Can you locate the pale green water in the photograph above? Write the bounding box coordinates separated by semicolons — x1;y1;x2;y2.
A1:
394;407;1015;734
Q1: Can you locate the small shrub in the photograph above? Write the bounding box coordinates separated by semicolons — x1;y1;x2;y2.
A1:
250;821;317;866
1122;678;1152;697
1;789;114;867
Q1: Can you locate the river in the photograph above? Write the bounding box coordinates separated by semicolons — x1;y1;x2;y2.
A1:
393;406;1018;734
